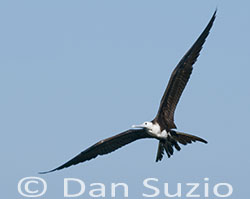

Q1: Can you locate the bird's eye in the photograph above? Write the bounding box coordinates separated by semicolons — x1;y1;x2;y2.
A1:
145;122;147;125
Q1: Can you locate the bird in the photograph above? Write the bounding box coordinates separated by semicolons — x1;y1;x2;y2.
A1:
40;10;216;174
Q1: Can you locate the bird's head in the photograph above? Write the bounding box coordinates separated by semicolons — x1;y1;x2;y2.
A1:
132;121;154;131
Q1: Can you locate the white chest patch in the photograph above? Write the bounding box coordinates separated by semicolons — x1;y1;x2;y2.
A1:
158;130;168;138
149;123;169;138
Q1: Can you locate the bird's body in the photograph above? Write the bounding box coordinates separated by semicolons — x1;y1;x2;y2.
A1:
40;10;216;174
133;122;163;138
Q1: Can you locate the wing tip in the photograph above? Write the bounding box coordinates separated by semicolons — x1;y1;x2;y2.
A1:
214;8;217;16
210;8;217;26
38;169;57;174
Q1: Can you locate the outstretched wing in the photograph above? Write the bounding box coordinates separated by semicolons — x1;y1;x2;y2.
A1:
154;10;216;130
39;129;152;174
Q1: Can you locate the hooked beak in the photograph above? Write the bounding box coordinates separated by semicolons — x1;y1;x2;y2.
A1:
132;124;145;128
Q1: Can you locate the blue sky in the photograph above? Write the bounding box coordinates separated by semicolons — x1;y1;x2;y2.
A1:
1;0;249;198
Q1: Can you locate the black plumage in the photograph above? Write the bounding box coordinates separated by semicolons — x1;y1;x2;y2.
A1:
39;129;151;174
153;10;216;131
40;10;216;174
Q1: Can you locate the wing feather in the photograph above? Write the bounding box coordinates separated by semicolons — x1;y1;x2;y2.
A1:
154;10;216;130
39;129;152;174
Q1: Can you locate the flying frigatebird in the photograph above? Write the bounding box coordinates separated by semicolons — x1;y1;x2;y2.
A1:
40;10;216;174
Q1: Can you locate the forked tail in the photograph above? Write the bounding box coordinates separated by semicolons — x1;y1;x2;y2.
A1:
156;130;207;162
